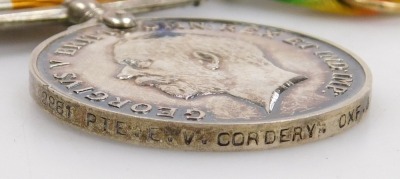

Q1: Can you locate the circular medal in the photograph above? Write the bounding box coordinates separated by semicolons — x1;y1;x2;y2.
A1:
29;18;371;151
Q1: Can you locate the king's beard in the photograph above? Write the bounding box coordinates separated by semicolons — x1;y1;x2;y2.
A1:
129;73;307;113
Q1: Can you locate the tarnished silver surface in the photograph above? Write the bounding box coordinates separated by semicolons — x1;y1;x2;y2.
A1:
29;18;372;151
0;0;200;28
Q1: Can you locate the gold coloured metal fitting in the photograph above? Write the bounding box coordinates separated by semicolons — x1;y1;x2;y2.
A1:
344;0;400;13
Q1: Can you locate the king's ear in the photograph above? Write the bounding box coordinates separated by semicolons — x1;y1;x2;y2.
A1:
192;51;220;70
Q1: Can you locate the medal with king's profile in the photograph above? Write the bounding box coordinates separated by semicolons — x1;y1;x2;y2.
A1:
30;18;371;151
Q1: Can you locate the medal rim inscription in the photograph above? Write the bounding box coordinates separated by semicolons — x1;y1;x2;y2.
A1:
29;18;372;151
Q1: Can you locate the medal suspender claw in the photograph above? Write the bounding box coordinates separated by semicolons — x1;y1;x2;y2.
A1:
25;0;372;151
2;0;400;28
0;0;201;28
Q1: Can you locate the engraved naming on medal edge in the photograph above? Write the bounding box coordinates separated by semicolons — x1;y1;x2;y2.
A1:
38;84;369;148
30;18;371;151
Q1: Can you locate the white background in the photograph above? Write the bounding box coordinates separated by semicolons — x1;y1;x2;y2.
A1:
1;0;400;178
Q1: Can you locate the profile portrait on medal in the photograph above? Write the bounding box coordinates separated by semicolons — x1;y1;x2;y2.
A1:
112;32;307;113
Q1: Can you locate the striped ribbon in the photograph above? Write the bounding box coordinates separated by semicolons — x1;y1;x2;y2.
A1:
0;0;63;9
1;0;400;15
0;0;115;10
